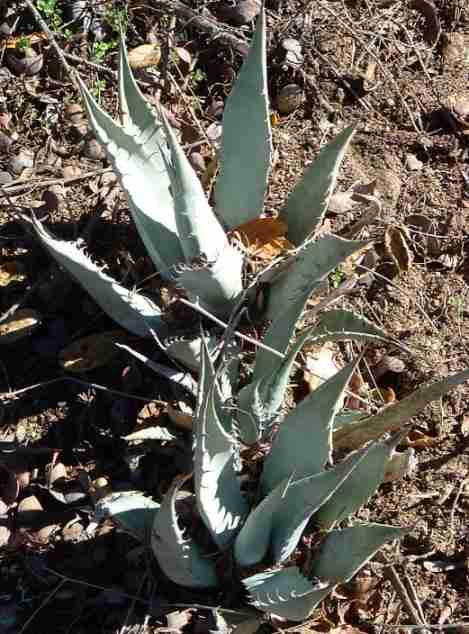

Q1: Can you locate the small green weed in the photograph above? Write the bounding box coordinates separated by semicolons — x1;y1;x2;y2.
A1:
37;0;62;30
90;78;107;103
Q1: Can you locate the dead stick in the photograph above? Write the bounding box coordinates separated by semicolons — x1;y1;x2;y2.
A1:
146;0;249;56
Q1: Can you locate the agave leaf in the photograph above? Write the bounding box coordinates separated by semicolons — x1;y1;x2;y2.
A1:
95;491;160;543
165;335;221;373
176;245;244;318
117;342;197;394
333;409;366;431
233;482;285;567
334;368;469;449
314;435;401;530
118;39;156;132
314;309;389;344
271;447;369;563
261;361;358;493
215;9;272;229
244;567;331;622
158;110;229;263
310;523;407;584
31;216;168;338
194;339;248;549
280;126;356;245
78;76;184;277
151;477;217;588
262;236;368;329
238;309;388;444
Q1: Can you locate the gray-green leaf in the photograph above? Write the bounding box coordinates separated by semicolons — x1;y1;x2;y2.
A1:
31;216;168;338
151;477;218;588
215;9;272;229
280;126;356;245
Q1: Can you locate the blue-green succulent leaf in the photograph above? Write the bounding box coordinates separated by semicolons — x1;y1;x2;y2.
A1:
261;361;358;493
151;477;218;588
233;481;285;567
263;236;368;330
95;491;160;543
158;110;229;263
314;309;389;344
310;523;407;583
271;447;369;563
244;567;331;622
215;9;272;229
78;75;184;277
333;410;367;431
280;126;356;245
176;244;244;318
31;216;168;338
334;368;469;450
194;339;248;549
315;436;400;529
164;334;221;373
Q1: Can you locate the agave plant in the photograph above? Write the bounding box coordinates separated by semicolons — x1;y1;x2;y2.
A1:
30;9;362;366
98;331;469;622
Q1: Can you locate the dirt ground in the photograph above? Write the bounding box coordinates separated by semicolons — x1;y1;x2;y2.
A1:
0;0;469;632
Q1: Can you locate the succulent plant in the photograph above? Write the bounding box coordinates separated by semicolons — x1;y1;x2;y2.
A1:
30;10;361;364
98;330;469;622
28;7;469;625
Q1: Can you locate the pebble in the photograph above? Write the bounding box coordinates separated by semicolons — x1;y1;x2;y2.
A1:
276;84;303;114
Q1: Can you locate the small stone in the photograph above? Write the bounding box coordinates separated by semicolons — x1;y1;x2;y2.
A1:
8;149;34;175
189;152;205;172
444;92;469;129
276;84;303;114
221;0;261;25
281;38;303;67
441;32;469;70
405;153;423;171
0;131;12;153
207;98;224;119
62;164;81;179
83;137;105;161
373;168;402;215
6;50;43;76
0;171;12;185
64;102;85;124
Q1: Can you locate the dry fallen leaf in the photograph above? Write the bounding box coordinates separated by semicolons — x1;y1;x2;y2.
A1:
384;225;413;272
405;428;438;449
0;309;42;345
304;343;339;392
167;403;193;430
128;43;161;69
59;330;127;372
230;216;294;260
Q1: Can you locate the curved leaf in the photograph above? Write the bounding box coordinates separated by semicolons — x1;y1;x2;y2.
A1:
311;523;407;583
95;491;160;543
233;482;285;567
262;236;367;329
31;216;168;338
176;245;244;317
79;75;184;278
314;309;389;344
280;126;356;245
215;9;272;229
151;477;217;588
271;448;368;563
165;334;221;373
244;567;331;621
315;436;400;529
262;361;358;493
334;368;469;450
159;110;229;263
194;339;248;549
